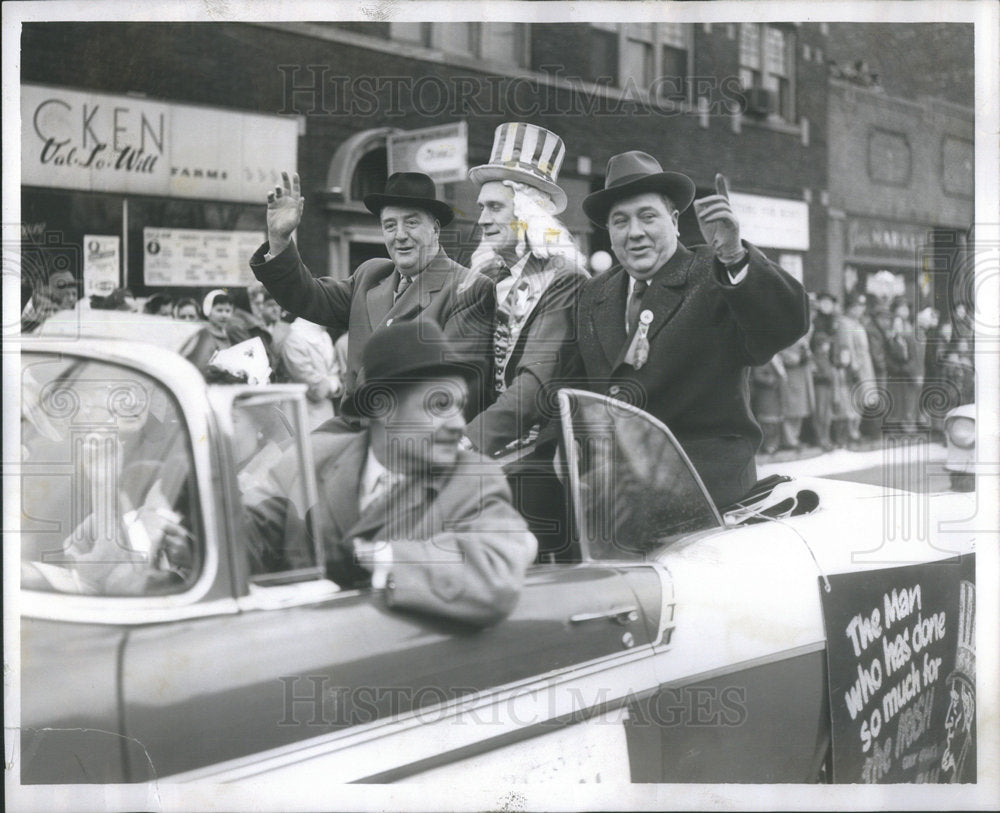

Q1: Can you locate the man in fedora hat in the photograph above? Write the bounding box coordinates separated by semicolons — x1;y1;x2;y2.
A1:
577;151;809;508
247;320;537;627
250;171;495;418
464;122;590;457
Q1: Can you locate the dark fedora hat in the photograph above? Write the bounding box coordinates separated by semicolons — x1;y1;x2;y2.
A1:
352;320;471;418
582;151;696;227
363;172;455;226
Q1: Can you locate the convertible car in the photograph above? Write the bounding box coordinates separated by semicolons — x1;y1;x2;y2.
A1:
14;313;977;785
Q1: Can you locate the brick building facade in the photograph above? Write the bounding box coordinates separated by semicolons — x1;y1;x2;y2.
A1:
21;20;831;297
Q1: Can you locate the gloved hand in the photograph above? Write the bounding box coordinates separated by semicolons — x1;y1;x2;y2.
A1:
694;174;746;266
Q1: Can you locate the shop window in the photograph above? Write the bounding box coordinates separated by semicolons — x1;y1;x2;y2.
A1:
739;23;795;121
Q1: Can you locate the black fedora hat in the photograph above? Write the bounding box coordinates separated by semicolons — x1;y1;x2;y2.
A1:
352;320;471;418
582;151;696;227
363;172;455;226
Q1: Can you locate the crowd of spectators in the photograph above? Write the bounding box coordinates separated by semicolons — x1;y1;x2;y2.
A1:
21;274;349;423
750;291;975;453
21;269;975;454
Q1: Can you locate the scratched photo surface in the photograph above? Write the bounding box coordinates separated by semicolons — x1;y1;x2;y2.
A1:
4;1;998;812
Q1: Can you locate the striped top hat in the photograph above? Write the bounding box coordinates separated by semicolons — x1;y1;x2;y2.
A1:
468;123;568;213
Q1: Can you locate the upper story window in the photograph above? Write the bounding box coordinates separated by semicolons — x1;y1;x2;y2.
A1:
388;22;432;47
595;23;693;104
624;23;655;86
389;22;528;68
588;25;619;83
739;23;796;121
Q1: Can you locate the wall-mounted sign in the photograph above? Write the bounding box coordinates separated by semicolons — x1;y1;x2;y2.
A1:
83;235;120;296
388;121;468;185
143;228;262;287
729;192;810;251
22;84;298;204
847;217;930;262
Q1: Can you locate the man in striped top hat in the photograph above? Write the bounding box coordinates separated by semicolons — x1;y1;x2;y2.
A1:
465;122;590;458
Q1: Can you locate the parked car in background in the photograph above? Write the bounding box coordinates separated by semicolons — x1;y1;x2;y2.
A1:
14;316;978;787
944;403;976;492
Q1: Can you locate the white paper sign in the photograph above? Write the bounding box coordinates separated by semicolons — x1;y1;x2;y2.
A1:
82;235;120;296
388;121;468;184
143;228;262;287
730;192;810;251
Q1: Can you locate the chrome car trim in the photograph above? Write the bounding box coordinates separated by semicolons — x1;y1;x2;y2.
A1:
166;644;661;784
650;639;827;682
19;342;228;619
19;592;241;624
166;639;828;785
236;580;342;611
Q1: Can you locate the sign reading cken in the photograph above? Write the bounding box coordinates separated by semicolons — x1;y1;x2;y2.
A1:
22;84;298;204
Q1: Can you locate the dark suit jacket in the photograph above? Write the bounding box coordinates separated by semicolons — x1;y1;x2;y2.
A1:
576;242;809;507
250;242;496;415
259;431;537;627
466;255;589;456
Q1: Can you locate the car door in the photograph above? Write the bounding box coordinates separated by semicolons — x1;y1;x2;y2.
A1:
118;389;665;783
556;388;829;782
18;347;229;784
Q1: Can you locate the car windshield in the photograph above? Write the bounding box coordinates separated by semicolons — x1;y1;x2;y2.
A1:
20;354;201;596
559;389;722;560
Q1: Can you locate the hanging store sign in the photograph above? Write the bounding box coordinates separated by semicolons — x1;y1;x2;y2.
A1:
388;121;468;184
22;84;298;204
143;228;262;287
728;192;810;251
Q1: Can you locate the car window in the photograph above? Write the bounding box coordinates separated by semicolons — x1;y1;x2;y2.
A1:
20;354;202;596
559;389;722;561
230;394;322;584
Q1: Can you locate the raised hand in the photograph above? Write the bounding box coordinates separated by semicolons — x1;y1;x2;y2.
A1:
266;171;305;255
694;173;745;266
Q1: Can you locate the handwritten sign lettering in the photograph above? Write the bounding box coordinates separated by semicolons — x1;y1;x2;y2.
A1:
820;555;975;783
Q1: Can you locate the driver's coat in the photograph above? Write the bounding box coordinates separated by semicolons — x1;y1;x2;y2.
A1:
276;430;537;627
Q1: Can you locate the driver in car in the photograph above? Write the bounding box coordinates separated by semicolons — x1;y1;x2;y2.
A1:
254;320;538;627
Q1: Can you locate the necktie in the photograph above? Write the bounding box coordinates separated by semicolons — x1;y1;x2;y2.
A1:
627;279;648;335
394;274;413;303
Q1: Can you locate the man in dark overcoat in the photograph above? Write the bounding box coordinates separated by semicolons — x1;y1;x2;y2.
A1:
249;171;496;418
576;151;809;507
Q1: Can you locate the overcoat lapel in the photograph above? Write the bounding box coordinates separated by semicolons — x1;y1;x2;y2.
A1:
366;271;397;330
592;270;629;368
315;432;367;544
382;251;452;323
